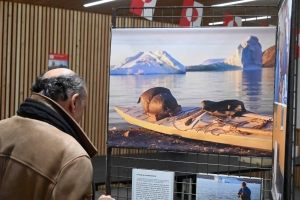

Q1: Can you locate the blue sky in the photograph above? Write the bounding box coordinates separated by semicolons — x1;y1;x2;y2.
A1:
110;27;276;66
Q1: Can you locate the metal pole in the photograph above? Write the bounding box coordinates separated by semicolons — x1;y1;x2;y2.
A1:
105;147;112;195
111;8;116;28
181;179;185;200
188;178;192;200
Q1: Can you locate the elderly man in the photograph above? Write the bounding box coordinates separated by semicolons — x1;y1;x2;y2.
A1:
0;69;113;200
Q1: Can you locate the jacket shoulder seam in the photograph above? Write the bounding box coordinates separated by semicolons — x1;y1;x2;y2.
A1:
0;154;56;183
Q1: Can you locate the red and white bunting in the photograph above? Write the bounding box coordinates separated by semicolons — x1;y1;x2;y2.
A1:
179;0;203;27
130;0;157;20
224;13;242;27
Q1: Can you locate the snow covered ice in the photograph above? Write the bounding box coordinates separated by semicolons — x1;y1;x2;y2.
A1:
110;50;186;75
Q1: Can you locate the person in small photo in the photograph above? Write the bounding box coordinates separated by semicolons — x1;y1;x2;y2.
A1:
237;182;251;200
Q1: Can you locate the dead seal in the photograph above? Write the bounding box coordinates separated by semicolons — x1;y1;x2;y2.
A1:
201;100;249;117
137;87;181;120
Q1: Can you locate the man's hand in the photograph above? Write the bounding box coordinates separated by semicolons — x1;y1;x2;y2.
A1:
98;195;115;200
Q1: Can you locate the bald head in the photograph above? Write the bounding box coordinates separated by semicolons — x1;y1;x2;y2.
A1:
31;69;87;102
44;68;75;78
31;69;88;123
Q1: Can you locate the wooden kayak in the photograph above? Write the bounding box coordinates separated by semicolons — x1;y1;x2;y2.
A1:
114;106;273;151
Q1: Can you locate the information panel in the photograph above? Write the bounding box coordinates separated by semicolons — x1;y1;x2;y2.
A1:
132;169;174;200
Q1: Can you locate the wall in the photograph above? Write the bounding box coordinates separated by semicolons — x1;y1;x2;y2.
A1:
0;1;173;155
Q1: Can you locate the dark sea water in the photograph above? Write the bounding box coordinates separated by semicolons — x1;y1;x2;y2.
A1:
108;68;274;129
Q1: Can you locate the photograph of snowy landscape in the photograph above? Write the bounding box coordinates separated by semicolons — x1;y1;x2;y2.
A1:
107;27;276;155
196;174;261;200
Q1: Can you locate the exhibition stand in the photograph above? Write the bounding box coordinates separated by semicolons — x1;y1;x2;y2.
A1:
104;1;300;199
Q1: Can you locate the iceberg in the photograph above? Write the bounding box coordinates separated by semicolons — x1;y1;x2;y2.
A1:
186;35;263;71
223;35;263;69
111;50;186;75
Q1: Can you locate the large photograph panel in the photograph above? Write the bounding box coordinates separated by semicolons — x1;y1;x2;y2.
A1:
108;27;276;156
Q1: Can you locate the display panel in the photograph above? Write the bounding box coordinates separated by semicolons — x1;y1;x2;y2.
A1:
108;27;276;155
271;0;292;199
132;169;174;200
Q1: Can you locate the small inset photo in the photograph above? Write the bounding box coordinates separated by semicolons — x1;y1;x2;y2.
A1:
48;53;68;70
196;173;261;200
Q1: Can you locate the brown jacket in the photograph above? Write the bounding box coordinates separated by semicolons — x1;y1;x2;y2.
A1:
0;93;98;200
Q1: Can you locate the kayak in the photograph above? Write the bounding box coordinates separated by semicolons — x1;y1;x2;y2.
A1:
114;106;273;151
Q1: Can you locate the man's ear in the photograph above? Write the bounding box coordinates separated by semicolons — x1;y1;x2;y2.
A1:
70;93;80;112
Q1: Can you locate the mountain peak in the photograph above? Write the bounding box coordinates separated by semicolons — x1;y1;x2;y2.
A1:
111;50;186;75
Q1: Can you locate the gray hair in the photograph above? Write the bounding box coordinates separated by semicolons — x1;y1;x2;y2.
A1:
31;73;87;103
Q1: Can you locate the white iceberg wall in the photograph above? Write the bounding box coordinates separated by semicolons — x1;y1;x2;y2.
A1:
223;48;243;67
111;50;186;75
223;36;263;69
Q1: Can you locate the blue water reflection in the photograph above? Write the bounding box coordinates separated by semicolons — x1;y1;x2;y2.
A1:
109;68;274;128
